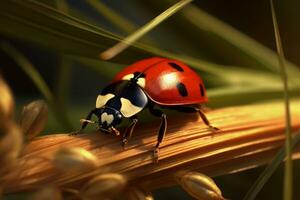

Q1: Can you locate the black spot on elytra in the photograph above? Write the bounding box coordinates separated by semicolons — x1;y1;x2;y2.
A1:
177;83;188;97
200;84;205;96
168;62;184;72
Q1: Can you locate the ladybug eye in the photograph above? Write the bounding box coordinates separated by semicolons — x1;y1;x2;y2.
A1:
96;93;115;108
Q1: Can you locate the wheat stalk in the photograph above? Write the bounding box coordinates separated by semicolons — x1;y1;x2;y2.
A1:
1;100;300;194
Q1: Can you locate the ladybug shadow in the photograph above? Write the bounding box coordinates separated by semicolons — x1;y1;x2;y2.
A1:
123;110;202;152
74;110;211;163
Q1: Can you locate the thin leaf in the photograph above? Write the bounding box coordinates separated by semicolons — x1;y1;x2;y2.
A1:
69;56;123;79
243;1;293;199
176;1;300;76
55;0;69;13
1;0;298;88
0;42;53;101
100;0;193;60
0;0;147;61
55;57;72;118
54;0;73;129
86;0;137;34
243;131;300;200
270;1;292;199
208;85;300;108
0;42;72;130
85;0;156;46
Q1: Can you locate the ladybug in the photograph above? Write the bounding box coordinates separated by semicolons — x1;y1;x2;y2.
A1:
79;57;218;157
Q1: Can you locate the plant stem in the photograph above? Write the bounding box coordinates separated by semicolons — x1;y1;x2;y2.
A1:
270;1;293;200
2;101;300;193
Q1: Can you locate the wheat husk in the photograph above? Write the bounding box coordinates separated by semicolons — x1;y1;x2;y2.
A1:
20;100;48;141
0;75;14;118
176;171;225;200
53;147;99;172
81;173;126;200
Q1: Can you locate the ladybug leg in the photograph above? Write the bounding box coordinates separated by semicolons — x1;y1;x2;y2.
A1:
149;106;167;162
81;108;98;131
172;106;219;131
122;116;138;149
192;107;219;131
70;108;97;135
197;108;219;131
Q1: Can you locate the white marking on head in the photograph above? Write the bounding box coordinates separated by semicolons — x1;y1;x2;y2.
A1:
137;77;145;88
101;112;114;125
96;93;115;108
122;73;146;88
122;74;134;80
120;98;143;118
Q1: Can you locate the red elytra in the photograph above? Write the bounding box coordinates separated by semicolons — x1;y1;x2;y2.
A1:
79;57;218;162
113;57;208;106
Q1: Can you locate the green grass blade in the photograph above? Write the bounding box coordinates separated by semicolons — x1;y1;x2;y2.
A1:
100;0;193;60
53;0;73;130
242;1;293;199
270;1;293;199
0;42;72;130
86;0;137;34
55;57;72;107
208;85;300;108
174;1;300;76
243;131;300;200
0;0;298;89
55;0;69;13
1;42;53;101
0;0;148;61
0;0;281;86
69;56;123;79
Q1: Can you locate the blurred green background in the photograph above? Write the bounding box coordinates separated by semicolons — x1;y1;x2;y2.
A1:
1;0;300;199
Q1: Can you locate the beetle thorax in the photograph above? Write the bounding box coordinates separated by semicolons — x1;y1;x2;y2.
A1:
95;81;148;119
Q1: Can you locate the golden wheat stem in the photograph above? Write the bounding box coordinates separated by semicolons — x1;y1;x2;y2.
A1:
2;100;300;193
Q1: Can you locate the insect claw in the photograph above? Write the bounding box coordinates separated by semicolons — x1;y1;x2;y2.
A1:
122;138;128;149
80;119;95;124
69;130;83;136
111;126;120;136
153;148;159;163
209;126;220;132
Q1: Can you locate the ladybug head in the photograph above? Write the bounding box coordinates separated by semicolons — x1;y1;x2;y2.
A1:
98;107;122;134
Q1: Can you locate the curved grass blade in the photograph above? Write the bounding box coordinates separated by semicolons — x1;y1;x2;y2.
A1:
0;42;72;130
55;0;69;13
53;0;73;129
69;56;123;79
100;0;193;60
243;131;300;200
208;85;300;108
270;1;292;199
86;0;137;34
0;0;148;61
1;42;53;102
243;1;293;199
55;57;72;124
0;0;298;88
85;0;156;46
179;2;300;76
